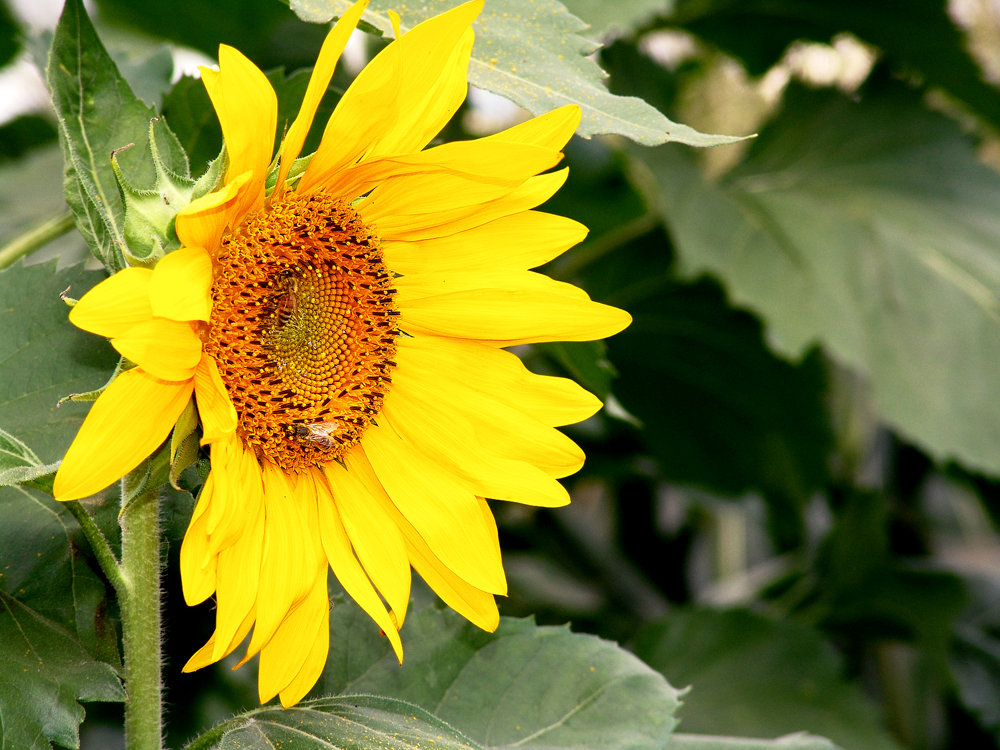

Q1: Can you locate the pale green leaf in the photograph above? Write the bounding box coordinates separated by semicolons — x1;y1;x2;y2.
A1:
561;0;671;36
289;0;740;146
668;734;840;750
638;81;1000;474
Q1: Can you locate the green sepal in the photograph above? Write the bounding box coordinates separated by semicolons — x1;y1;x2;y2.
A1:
192;144;227;202
169;399;201;490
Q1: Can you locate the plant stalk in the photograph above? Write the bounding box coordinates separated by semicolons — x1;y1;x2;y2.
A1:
119;475;163;750
0;211;75;269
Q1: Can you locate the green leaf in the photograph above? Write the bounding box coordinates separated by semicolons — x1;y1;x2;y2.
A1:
638;80;1000;475
607;276;831;509
669;734;839;750
313;596;682;750
0;260;117;465
561;0;671;36
664;0;1000;131
950;576;1000;742
0;146;88;269
535;340;617;399
0;427;60;492
0;589;123;750
0;115;59;164
633;608;900;750
0;486;121;665
0;0;20;70
47;0;189;271
289;0;740;147
113;46;175;110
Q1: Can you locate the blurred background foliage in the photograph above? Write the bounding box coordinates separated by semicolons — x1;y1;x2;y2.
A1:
6;0;1000;748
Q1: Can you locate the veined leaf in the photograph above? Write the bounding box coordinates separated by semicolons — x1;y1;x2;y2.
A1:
0;428;60;493
313;596;682;750
289;0;740;147
562;0;671;36
0;590;123;750
638;80;1000;475
46;0;189;271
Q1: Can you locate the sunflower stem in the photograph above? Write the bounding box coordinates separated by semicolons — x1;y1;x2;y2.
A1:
64;500;127;599
119;472;164;750
0;211;75;269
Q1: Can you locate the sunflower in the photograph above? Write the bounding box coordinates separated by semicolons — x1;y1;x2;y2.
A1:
53;0;630;707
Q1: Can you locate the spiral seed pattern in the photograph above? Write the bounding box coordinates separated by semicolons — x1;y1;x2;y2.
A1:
205;191;398;470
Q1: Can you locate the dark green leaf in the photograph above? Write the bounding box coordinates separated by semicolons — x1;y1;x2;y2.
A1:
665;0;1000;130
203;696;481;750
291;0;740;146
634;608;899;750
0;115;59;164
47;0;189;271
0;260;117;464
950;576;1000;741
314;596;682;750
0;590;122;750
639;80;1000;475
0;0;20;70
535;340;617;399
0;486;120;665
113;46;175;110
0;427;59;492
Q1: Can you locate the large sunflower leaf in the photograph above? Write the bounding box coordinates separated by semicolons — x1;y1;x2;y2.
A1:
633;608;899;750
668;735;839;750
0;590;123;750
0;260;117;465
311;596;682;750
561;0;671;37
289;0;740;147
637;80;1000;474
46;0;189;271
204;696;482;750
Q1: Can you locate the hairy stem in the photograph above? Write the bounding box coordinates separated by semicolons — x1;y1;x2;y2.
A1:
119;474;163;750
0;211;75;270
64;500;127;598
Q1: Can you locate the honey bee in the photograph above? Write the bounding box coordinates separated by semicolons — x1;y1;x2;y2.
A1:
275;276;299;327
296;421;340;448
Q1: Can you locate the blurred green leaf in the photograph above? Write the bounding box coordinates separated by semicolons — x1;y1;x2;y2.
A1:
290;0;739;146
314;596;682;750
669;734;839;750
113;46;175;110
664;0;1000;130
47;0;189;271
0;0;20;70
639;80;1000;475
561;0;671;36
950;576;1000;742
634;608;900;750
94;0;304;68
0;115;58;164
608;275;831;508
0;589;123;750
535;340;617;399
0;260;117;465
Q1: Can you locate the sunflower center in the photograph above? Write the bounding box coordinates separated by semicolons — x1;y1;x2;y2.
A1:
206;191;398;470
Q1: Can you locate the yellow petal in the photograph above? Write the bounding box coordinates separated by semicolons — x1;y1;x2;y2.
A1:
376;169;568;242
315;468;403;661
323;460;411;626
394;270;589;305
179;476;218;605
400;289;632;347
212;447;265;661
278;607;331;707
301;1;482;192
244;464;325;660
361;425;507;595
382;368;569;507
258;571;328;704
182;606;256;672
194;355;237;444
175;170;253;251
398;335;601;427
203;47;275;220
382;211;587;275
343;449;498;632
111;317;202;381
68;267;153;339
149;246;213;322
273;0;370;194
54;368;194;501
484;104;581;150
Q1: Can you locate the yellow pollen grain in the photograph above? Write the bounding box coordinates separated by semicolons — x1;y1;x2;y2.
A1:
205;191;399;470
